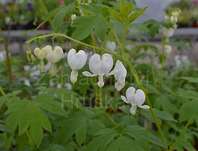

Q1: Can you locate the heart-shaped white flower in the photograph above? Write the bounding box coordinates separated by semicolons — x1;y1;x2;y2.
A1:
121;87;150;115
83;53;113;87
46;46;64;64
109;60;127;91
67;48;87;83
34;45;51;60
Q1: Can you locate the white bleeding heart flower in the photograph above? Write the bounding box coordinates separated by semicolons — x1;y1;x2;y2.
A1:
46;46;64;64
71;14;77;22
67;48;87;83
83;53;113;87
121;87;150;115
34;45;51;60
109;60;127;91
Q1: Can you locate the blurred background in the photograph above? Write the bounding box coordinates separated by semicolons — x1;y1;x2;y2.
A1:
0;0;198;64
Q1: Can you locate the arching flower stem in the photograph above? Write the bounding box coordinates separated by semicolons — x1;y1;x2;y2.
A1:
26;33;108;53
0;86;6;96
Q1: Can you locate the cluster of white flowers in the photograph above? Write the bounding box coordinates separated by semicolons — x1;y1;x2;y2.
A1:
33;45;150;115
165;10;181;25
34;45;64;64
34;45;64;74
34;45;64;63
161;9;181;56
67;49;126;91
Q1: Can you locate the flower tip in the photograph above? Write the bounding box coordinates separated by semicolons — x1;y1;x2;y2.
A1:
70;70;78;84
130;105;137;115
97;81;104;88
115;81;125;91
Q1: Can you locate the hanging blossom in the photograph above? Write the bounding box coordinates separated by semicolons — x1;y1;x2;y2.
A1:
34;45;53;72
83;53;113;87
34;45;64;75
121;87;150;115
46;46;64;64
33;45;51;60
71;14;77;23
109;60;127;91
67;48;87;83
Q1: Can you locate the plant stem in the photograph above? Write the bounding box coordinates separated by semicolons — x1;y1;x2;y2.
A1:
95;86;102;107
4;38;13;83
26;33;107;53
0;87;6;96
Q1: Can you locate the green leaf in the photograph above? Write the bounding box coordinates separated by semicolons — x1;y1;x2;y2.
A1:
54;110;92;145
180;100;198;123
128;7;146;23
153;108;176;122
72;15;108;40
173;129;196;151
51;3;75;32
34;0;49;20
6;100;51;147
110;1;145;25
86;128;117;151
176;88;198;101
124;125;166;148
75;119;87;145
82;4;109;17
86;124;158;151
28;122;43;148
35;95;67;117
119;0;134;17
180;77;198;83
0;96;6;109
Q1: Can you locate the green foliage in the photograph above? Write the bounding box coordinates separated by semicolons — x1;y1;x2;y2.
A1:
0;0;198;151
72;15;108;40
180;77;198;83
35;95;67;117
51;3;75;33
110;1;146;26
180;100;198;124
6;99;52;147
